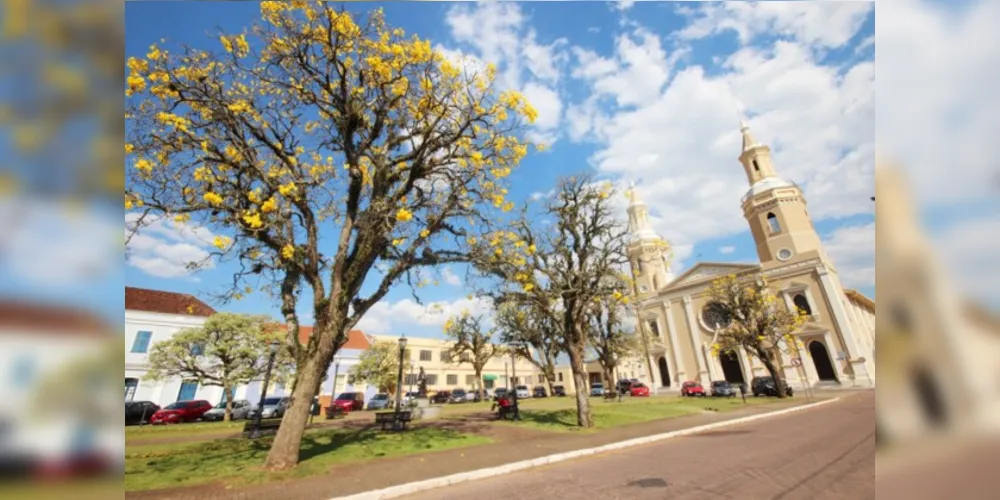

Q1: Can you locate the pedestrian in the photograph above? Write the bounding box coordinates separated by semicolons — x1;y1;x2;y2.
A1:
739;382;747;403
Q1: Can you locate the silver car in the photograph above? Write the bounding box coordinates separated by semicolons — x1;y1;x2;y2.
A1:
202;399;252;421
251;397;289;419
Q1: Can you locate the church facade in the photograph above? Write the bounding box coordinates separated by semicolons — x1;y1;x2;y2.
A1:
627;119;876;392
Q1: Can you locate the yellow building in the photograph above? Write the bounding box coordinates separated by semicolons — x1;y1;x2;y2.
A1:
627;118;876;392
370;334;543;393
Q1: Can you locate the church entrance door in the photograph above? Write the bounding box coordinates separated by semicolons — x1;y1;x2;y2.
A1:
657;357;671;387
809;341;838;381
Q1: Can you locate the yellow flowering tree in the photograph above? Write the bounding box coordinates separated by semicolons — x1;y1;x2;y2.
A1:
124;3;536;470
442;311;499;397
494;300;562;397
469;175;630;427
706;274;808;398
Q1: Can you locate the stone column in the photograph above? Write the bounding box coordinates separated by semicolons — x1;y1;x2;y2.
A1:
682;296;708;384
817;266;873;386
663;301;686;384
823;331;847;382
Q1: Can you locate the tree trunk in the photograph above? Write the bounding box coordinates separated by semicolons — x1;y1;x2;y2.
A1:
603;367;615;394
566;347;593;428
223;385;234;422
758;347;786;399
544;358;556;397
264;347;328;470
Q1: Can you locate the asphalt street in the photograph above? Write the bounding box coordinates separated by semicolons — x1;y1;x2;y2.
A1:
402;392;875;500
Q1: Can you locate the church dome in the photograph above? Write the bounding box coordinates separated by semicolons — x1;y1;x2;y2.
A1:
742;176;799;203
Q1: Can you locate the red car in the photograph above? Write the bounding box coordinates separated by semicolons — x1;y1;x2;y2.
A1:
681;381;706;397
629;383;650;397
149;400;213;424
331;392;365;413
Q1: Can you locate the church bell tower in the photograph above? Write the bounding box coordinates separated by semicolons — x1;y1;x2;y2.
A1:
626;183;672;294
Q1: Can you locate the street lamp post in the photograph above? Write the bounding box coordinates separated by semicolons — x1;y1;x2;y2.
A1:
250;340;281;439
393;335;407;430
408;358;415;397
510;346;520;420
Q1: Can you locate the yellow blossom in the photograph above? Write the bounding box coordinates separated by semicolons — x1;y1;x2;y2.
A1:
213;236;232;249
242;212;263;228
203;192;223;206
125;143;134;154
396;208;413;222
419;229;430;238
260;197;278;213
392;238;406;247
134;158;153;173
278;182;297;197
281;244;295;260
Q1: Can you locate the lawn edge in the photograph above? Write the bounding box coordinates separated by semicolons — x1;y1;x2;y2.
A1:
330;397;841;500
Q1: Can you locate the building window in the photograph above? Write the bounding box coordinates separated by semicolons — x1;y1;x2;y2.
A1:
125;378;139;401
11;357;36;389
752;159;760;172
177;380;198;401
426;374;438;386
525;376;532;385
647;320;660;338
419;350;432;362
404;374;418;386
459;352;471;363
793;294;813;316
558;372;564;382
191;343;204;356
131;331;152;353
702;302;733;329
766;212;781;233
440;349;452;362
538;375;546;383
446;374;458;386
465;375;476;386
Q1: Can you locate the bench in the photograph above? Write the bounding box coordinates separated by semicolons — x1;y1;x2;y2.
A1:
603;390;618;401
241;418;282;438
497;403;519;421
374;410;412;431
324;405;347;420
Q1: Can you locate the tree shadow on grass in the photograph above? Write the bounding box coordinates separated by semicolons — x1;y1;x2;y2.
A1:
517;409;578;429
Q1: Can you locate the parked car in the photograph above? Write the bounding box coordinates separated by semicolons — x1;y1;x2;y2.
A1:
450;388;468;403
515;385;530;399
532;386;547;398
201;399;252;421
751;376;794;397
125;401;159;425
402;391;420;405
431;390;451;404
149;400;213;425
616;379;633;394
629;383;650;397
681;381;706;397
493;388;508;401
332;392;365;412
366;393;392;411
710;381;736;398
590;383;604;397
552;385;567;397
470;389;491;402
250;397;289;419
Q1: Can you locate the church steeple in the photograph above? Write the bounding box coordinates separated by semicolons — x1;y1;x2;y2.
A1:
626;181;658;242
737;111;780;185
625;182;671;293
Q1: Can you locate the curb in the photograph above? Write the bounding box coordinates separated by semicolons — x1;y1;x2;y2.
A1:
332;397;840;500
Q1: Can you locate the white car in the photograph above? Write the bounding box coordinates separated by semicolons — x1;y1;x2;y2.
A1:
201;399;252;421
515;385;531;399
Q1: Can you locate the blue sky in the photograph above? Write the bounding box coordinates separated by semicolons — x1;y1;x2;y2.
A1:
122;1;886;338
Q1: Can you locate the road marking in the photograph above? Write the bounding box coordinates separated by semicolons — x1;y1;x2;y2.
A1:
331;398;841;500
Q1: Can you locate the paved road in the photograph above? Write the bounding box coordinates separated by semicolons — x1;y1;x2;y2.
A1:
402;392;875;500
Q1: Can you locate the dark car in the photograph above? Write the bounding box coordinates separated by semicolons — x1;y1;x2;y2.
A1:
149;400;213;424
450;389;467;403
710;380;736;397
616;379;633;394
493;387;508;401
751;376;794;397
432;390;451;404
552;385;567;397
125;401;159;425
532;386;547;398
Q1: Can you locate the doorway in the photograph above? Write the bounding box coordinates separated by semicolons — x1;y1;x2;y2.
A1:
808;341;838;381
719;352;745;384
911;365;947;428
125;378;138;402
657;357;671;387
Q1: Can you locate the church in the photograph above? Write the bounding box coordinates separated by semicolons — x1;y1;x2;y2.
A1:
626;119;876;392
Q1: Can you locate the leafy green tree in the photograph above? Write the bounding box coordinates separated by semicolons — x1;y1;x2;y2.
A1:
348;341;411;396
443;311;499;395
494;300;561;396
124;3;539;469
145;313;287;420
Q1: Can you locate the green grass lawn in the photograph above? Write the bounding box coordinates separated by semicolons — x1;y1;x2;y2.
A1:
124;426;492;492
505;395;784;432
126;419;246;441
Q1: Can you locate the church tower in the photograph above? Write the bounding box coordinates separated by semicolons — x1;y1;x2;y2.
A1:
737;117;828;269
626;183;672;294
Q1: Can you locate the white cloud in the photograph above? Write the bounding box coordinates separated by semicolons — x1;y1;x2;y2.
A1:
355;295;493;334
933;218;1000;307
615;1;637;12
521;82;563;131
440;267;462;286
822;222;875;289
719;246;736;254
125;213;216;278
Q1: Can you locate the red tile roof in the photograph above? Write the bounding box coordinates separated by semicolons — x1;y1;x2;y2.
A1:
0;301;112;335
265;324;371;350
125;287;216;317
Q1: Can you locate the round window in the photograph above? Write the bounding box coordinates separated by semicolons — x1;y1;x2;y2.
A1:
701;302;732;329
777;248;793;261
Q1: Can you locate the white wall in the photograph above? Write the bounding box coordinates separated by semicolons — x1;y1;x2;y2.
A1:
125;308;209;407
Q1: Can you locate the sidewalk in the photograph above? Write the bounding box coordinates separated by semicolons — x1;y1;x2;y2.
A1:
127;396;823;500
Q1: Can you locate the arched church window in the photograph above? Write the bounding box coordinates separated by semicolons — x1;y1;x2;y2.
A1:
792;294;812;316
766;212;781;233
647;320;660;338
